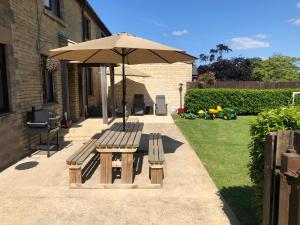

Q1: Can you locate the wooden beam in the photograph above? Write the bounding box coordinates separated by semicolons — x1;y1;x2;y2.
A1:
109;65;116;118
99;66;108;124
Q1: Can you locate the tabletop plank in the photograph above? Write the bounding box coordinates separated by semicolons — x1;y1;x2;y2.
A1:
95;123;118;145
123;123;140;148
113;123;135;148
119;123;139;148
98;123;123;147
97;122;143;150
106;123;132;148
148;133;155;162
132;123;144;148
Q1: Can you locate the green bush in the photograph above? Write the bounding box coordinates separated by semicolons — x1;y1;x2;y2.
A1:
184;88;299;114
248;106;300;222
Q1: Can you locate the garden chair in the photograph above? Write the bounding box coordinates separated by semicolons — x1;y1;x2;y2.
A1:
155;95;167;115
132;94;145;115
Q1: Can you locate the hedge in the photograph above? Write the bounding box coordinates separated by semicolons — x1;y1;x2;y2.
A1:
184;88;300;114
248;106;300;222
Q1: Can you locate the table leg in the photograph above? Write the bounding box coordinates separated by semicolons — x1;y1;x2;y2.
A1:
121;153;133;184
100;153;112;184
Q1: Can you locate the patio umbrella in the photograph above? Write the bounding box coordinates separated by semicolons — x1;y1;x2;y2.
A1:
49;32;196;130
106;65;151;77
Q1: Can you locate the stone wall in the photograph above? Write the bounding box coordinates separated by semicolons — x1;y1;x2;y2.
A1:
0;0;109;170
107;63;192;114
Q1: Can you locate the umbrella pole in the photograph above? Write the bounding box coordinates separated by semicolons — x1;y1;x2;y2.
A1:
122;50;126;131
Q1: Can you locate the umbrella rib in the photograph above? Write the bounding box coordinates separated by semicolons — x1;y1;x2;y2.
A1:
83;49;102;63
126;48;137;56
148;49;171;63
50;50;72;58
111;49;122;56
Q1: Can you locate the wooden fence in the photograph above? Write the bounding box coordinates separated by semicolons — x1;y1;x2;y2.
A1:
263;131;300;225
187;81;300;89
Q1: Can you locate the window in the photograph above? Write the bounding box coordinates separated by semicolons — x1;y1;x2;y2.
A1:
41;55;55;103
0;44;9;113
44;0;61;18
83;16;91;40
86;68;93;96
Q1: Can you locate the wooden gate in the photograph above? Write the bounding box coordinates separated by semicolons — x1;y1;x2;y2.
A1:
263;131;300;225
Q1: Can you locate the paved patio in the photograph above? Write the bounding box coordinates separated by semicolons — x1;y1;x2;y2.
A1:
0;117;240;225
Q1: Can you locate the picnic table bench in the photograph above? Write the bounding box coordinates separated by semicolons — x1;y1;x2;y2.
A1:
148;133;165;185
66;133;101;184
95;122;144;184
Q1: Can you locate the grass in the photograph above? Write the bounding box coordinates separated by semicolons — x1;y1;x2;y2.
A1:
173;115;258;225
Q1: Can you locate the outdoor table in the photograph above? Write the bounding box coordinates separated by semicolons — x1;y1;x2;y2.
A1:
95;122;143;184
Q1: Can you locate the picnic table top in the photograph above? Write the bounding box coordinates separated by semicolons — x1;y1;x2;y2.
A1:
95;122;144;152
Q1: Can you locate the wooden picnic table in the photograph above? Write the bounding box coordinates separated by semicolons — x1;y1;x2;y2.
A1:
95;122;144;184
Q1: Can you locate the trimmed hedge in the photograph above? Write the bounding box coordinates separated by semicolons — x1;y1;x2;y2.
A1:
248;106;300;222
184;88;300;114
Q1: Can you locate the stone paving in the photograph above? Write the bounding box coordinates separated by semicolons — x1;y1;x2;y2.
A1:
0;118;240;225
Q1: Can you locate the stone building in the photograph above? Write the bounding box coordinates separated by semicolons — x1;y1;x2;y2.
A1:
107;63;192;114
0;0;111;170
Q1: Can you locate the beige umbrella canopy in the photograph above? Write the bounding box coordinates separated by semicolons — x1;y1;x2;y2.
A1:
50;33;195;64
106;65;151;77
49;32;196;130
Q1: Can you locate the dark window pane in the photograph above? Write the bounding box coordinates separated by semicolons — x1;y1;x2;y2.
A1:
52;0;60;18
83;16;90;40
0;44;9;113
45;0;61;18
41;55;55;103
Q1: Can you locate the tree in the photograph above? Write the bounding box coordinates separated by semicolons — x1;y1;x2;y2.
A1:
198;44;253;81
251;55;300;81
199;44;232;63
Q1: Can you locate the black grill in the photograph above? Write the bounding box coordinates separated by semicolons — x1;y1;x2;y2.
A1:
27;108;60;157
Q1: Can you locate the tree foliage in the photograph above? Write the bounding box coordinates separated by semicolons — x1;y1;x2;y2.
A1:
198;44;253;81
198;45;300;81
251;55;300;81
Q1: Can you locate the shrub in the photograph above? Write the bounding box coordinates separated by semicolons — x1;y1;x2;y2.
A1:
184;88;299;114
248;106;300;222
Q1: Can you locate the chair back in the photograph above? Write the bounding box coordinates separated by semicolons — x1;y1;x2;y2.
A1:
133;94;145;115
156;95;167;115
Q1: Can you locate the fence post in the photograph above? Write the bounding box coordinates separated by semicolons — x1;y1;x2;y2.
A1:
263;132;277;225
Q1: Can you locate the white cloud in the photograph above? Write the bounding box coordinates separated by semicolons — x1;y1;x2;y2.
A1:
255;34;270;39
171;29;189;36
297;2;300;9
289;18;300;25
229;37;270;50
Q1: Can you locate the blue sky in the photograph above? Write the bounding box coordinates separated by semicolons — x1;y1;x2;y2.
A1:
89;0;300;63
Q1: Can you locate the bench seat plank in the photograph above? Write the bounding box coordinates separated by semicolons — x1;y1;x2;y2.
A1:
132;123;144;148
148;133;165;185
156;133;165;163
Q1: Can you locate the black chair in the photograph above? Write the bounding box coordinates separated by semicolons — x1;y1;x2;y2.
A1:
132;94;145;115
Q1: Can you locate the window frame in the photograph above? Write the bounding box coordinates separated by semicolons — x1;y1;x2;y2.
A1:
83;16;91;40
44;0;61;18
41;55;55;104
0;43;9;114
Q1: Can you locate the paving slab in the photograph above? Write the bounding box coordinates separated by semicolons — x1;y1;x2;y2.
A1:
0;122;240;225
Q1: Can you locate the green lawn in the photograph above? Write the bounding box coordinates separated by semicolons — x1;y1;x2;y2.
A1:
173;115;258;225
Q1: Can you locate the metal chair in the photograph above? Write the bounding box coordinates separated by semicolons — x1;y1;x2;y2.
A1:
155;95;167;115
